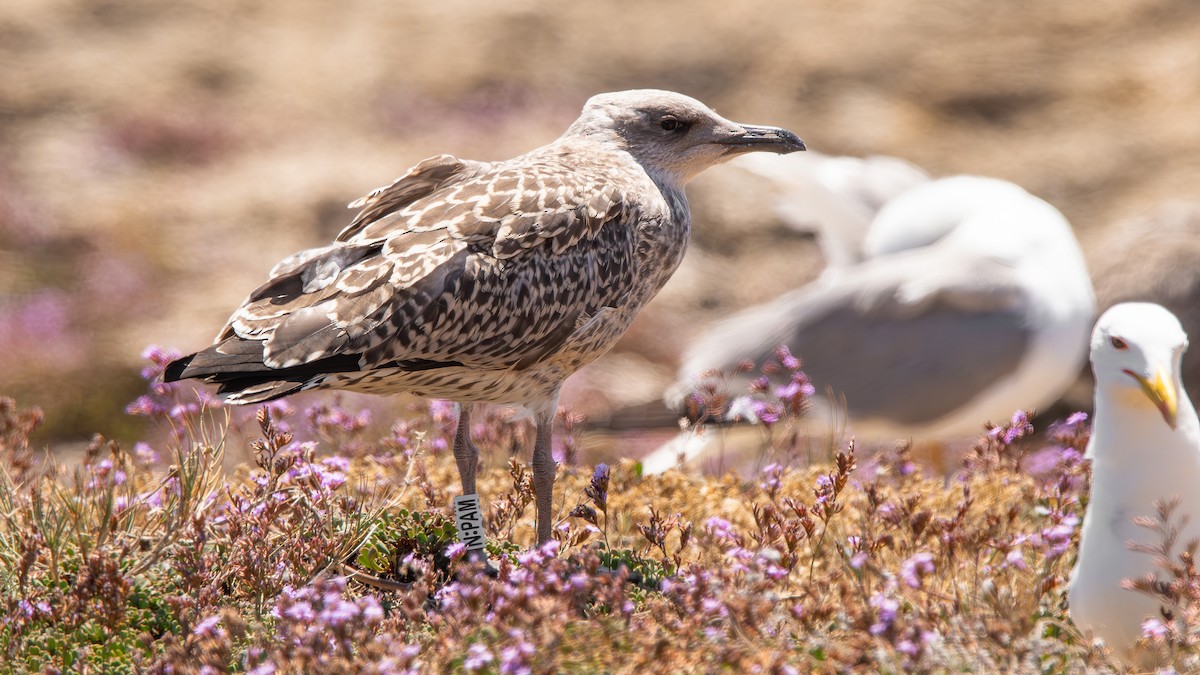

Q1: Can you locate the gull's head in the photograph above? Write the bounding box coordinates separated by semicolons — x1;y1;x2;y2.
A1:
1091;302;1188;429
566;89;805;184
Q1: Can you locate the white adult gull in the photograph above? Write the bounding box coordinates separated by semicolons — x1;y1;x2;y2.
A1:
643;176;1095;473
1069;303;1200;666
163;89;805;546
734;150;930;271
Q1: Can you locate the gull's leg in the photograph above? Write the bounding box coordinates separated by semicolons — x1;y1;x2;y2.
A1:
530;401;559;546
451;403;488;562
453;403;480;495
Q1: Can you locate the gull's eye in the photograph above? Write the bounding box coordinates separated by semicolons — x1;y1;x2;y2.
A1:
1110;336;1129;350
660;116;682;131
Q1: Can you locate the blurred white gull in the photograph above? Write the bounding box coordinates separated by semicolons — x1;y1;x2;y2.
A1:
644;176;1096;473
735;151;929;271
1088;201;1200;409
1069;303;1200;667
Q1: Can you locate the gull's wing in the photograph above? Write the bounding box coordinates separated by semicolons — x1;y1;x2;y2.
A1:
167;153;641;397
675;243;1032;427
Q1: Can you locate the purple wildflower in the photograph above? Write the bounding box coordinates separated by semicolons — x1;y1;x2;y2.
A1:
814;474;834;504
869;593;899;636
1141;617;1170;641
1022;446;1066;476
1048;411;1089;440
775;371;816;403
585;463;609;512
759;462;784;495
282;600;316;623
271;575;385;653
499;632;535;675
700;596;727;618
360;595;384;624
900;551;935;589
316;456;349;490
764;564;788;580
139;345;183;380
446;542;467;561
750;398;782;425
1031;513;1080;560
307;401;371;436
464;643;494;672
193;614;224;638
725;546;754;573
774;344;801;371
989;409;1034;445
126;394;166;417
132;442;158;465
704;516;738;545
428;399;457;423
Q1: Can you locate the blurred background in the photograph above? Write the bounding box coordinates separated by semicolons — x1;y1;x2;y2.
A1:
2;0;1199;447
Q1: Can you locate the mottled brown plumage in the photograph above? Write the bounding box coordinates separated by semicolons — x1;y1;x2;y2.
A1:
165;89;804;545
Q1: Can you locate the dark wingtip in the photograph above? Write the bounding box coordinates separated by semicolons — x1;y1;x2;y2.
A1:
163;354;195;383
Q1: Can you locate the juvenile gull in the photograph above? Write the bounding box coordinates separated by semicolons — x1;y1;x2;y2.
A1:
164;89;805;545
644;176;1094;472
1069;303;1200;667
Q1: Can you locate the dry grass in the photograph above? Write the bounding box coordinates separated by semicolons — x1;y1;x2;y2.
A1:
5;352;1186;673
3;0;1200;440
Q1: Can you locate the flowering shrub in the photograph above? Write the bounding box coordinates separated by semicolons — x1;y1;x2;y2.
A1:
0;348;1186;672
683;345;815;428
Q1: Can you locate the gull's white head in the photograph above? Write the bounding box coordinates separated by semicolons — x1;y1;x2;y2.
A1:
1091;302;1188;429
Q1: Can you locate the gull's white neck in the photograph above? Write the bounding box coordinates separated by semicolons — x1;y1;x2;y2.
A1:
1090;386;1200;472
